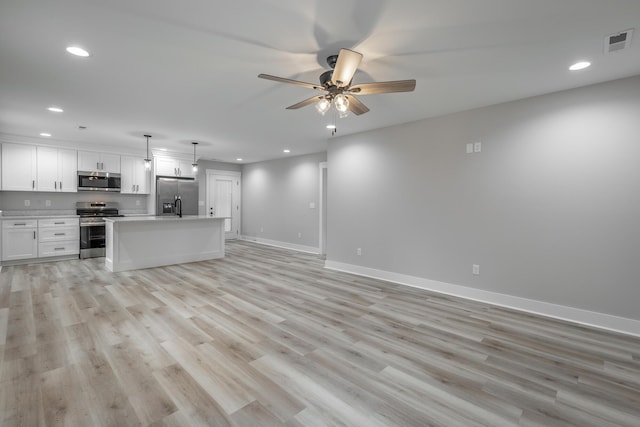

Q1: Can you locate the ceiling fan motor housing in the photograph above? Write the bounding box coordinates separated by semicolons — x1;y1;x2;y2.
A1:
319;70;334;87
326;54;339;69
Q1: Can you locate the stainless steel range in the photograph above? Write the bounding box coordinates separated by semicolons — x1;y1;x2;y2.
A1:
76;202;123;259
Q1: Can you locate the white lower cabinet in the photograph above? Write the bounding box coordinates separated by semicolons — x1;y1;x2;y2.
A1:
1;217;79;263
2;220;38;261
38;218;79;258
38;240;79;257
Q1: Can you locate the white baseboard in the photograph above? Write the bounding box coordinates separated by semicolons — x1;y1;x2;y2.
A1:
240;236;320;254
324;260;640;338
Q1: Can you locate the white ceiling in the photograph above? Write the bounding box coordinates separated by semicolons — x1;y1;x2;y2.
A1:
1;0;640;163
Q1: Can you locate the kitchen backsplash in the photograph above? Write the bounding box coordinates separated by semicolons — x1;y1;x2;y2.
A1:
0;191;149;215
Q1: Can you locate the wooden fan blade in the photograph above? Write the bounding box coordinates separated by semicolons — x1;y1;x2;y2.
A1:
348;79;416;95
286;95;326;110
258;74;323;90
345;95;369;115
331;49;363;88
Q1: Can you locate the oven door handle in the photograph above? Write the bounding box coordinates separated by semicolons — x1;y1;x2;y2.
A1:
80;222;106;227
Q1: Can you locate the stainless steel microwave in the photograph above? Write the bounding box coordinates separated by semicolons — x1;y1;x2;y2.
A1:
77;171;121;192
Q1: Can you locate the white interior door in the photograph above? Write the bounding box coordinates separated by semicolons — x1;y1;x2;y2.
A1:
206;170;241;239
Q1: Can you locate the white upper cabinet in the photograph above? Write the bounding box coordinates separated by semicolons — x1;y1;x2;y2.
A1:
36;147;77;192
155;156;195;178
121;155;150;194
78;151;120;173
101;153;121;173
2;143;37;191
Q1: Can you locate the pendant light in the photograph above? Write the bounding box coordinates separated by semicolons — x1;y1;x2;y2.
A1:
192;142;198;172
143;134;152;169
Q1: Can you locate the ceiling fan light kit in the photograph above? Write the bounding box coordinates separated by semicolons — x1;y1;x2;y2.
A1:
316;97;331;114
258;48;416;123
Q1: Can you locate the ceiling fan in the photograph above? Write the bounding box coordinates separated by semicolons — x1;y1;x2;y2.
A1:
258;48;416;116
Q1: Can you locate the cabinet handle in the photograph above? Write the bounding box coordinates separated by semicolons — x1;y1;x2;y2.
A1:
54;222;65;225
97;162;100;170
54;247;65;251
32;180;35;189
55;181;57;190
132;185;135;192
14;222;27;226
54;233;65;236
33;231;36;239
136;184;139;192
59;181;62;190
174;167;177;176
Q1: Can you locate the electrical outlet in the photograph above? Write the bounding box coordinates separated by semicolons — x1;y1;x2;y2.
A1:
309;202;315;209
474;142;482;152
356;248;362;256
466;143;473;154
24;200;30;207
45;200;51;207
472;264;480;275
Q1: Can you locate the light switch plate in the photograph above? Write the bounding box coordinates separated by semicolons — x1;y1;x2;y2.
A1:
466;143;473;154
309;202;315;209
474;142;482;152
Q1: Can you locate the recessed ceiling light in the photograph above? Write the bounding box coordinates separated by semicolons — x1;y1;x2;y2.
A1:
40;132;51;137
236;158;243;161
66;46;90;57
326;124;336;129
283;149;290;153
569;61;591;71
47;106;64;113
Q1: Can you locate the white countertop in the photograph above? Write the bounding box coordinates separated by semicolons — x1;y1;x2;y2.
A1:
1;215;79;220
104;215;226;223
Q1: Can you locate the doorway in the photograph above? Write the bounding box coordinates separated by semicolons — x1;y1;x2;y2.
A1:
206;170;241;239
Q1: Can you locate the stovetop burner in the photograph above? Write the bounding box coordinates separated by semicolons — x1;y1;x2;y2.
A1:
76;201;121;218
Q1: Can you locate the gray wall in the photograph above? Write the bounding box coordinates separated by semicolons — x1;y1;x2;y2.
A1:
327;75;640;320
242;152;326;248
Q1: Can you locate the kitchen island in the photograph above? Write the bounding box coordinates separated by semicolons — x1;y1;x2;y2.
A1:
104;215;226;272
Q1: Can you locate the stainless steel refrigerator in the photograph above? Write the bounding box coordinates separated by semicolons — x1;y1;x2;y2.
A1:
156;177;198;216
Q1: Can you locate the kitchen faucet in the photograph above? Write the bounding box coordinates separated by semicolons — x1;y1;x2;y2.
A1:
174;196;183;218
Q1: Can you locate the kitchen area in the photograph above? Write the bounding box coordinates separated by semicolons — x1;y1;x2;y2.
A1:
0;142;227;271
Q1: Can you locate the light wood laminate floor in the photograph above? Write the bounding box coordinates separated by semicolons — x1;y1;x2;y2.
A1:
1;240;639;426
